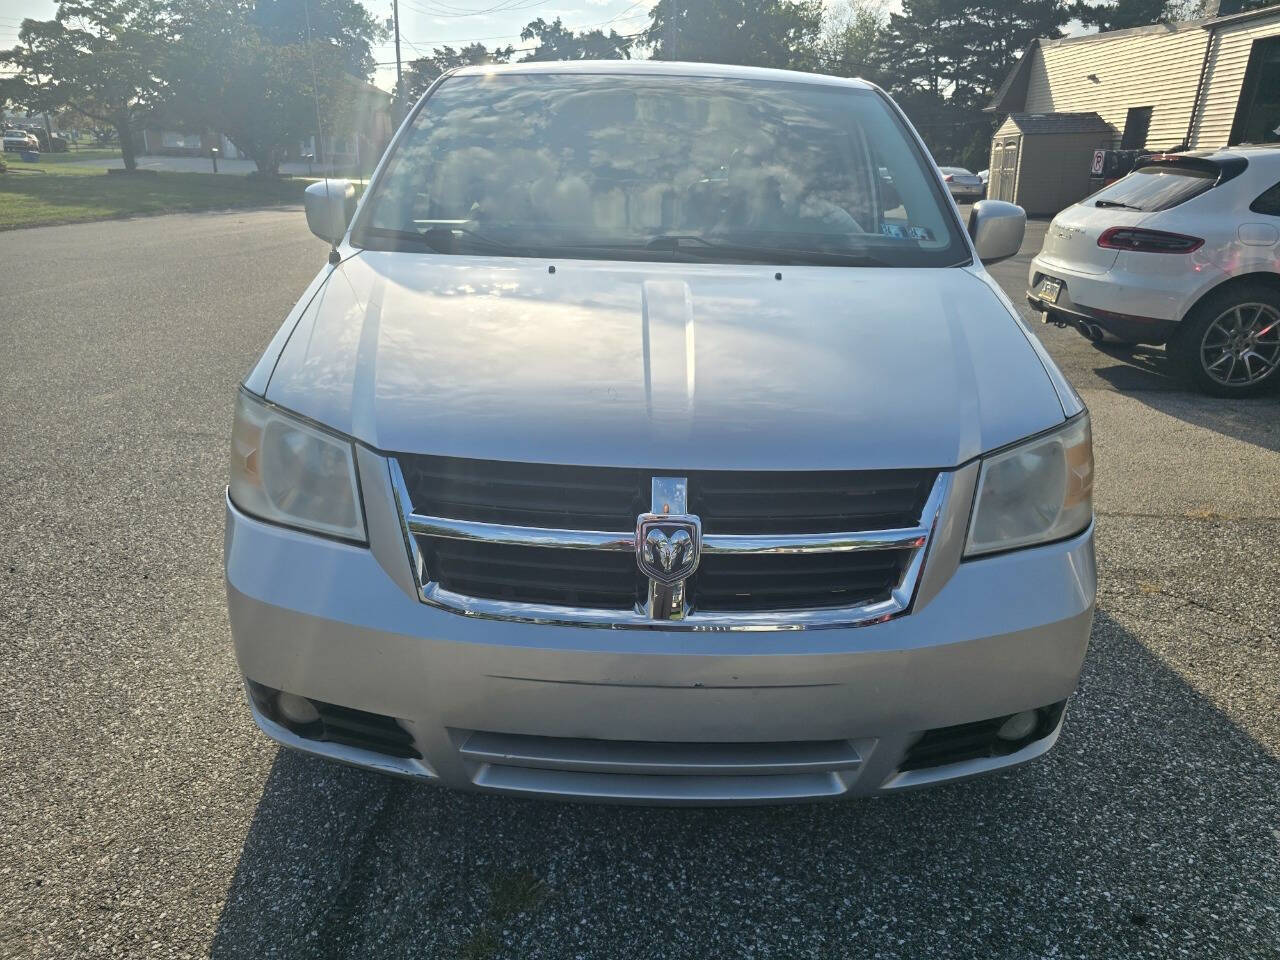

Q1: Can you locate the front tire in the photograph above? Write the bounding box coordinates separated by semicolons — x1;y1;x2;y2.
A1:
1170;284;1280;397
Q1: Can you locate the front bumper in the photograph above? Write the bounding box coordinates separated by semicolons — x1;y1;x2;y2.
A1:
225;471;1096;804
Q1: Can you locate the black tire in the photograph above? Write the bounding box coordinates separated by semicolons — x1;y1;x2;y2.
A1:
1170;282;1280;398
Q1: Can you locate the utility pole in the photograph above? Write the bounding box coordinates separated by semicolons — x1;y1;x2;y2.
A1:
393;0;403;117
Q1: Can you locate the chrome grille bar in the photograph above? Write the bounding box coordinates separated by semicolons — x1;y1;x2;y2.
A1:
388;458;953;631
406;515;634;552
405;514;928;556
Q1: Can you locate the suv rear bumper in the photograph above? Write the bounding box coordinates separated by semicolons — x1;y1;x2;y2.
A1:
226;493;1096;804
1026;291;1177;343
1027;252;1225;343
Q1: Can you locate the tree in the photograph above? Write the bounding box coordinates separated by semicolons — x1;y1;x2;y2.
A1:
251;0;379;76
518;17;633;62
1078;0;1271;29
961;0;1069;99
1071;0;1169;31
398;43;513;103
884;0;1069;167
644;0;824;70
166;0;382;174
0;1;170;171
817;0;889;84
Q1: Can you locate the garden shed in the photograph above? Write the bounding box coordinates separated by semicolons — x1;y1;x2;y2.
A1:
987;112;1115;215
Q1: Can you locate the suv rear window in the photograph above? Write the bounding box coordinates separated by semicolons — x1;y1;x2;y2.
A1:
1088;164;1215;212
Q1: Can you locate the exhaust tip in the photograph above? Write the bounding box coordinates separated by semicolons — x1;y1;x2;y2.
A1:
1074;320;1104;342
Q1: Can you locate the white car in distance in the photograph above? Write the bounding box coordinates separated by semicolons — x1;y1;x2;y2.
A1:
939;166;984;202
1028;147;1280;396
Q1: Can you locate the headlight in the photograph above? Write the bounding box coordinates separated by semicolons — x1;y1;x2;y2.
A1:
965;414;1093;557
229;389;366;542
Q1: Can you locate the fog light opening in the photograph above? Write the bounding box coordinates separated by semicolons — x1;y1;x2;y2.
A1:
276;691;321;726
996;710;1038;743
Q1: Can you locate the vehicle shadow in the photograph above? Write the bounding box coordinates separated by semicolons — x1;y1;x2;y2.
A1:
209;609;1279;960
1089;342;1180;391
1090;347;1280;454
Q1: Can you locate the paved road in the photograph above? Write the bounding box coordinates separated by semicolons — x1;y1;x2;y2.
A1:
1;210;1277;960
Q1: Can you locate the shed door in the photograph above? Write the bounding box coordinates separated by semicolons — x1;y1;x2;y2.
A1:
998;138;1019;202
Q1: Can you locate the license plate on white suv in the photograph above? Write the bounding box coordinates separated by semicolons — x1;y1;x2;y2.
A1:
1037;277;1062;304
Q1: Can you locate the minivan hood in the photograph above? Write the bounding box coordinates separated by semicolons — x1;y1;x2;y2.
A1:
264;252;1065;470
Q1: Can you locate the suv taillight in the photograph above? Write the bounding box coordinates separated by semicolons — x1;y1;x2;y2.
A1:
944;174;955;182
1097;227;1204;253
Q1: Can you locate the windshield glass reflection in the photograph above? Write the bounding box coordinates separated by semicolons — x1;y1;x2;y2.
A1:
356;73;967;267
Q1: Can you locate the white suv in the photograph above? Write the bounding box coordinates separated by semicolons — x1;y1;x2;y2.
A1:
1028;147;1280;396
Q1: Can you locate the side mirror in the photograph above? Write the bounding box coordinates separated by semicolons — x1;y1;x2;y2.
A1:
967;199;1026;264
304;179;357;245
880;180;902;212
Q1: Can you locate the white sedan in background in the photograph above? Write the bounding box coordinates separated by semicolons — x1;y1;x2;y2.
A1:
939;166;984;202
1028;146;1280;396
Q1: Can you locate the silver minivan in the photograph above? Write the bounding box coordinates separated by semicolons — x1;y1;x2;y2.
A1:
226;62;1095;804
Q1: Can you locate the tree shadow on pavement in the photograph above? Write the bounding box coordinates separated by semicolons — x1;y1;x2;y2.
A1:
210;610;1280;960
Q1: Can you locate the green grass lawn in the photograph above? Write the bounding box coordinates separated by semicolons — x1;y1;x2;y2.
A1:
43;147;126;164
0;161;308;229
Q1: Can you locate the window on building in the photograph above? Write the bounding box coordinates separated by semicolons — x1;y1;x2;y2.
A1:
1121;107;1153;150
1250;181;1280;216
1230;36;1280;145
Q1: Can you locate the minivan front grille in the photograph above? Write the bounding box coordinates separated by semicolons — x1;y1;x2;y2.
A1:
686;469;934;535
694;549;913;611
397;455;934;534
424;537;643;610
397;455;644;530
390;455;948;629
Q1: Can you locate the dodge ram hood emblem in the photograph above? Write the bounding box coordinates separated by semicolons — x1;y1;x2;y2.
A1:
636;515;701;586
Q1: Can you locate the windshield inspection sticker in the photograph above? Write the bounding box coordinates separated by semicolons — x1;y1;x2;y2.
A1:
881;223;935;241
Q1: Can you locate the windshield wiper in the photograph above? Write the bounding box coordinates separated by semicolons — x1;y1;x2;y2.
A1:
640;234;895;267
1093;199;1142;210
361;225;528;256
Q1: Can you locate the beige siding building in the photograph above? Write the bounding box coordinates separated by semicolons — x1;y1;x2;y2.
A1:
988;1;1280;211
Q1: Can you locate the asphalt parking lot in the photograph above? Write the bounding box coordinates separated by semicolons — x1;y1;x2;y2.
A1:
1;209;1277;960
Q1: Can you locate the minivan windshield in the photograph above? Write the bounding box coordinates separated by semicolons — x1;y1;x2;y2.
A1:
355;73;968;267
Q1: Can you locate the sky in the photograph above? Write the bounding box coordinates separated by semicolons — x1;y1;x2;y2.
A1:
0;0;665;91
0;0;1090;94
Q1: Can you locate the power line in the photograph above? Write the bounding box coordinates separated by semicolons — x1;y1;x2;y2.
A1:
400;0;552;19
371;26;648;65
373;7;649;52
